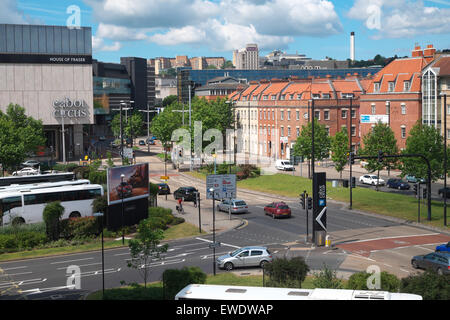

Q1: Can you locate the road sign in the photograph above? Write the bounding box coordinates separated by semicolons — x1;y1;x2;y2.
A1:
206;174;237;200
315;207;327;231
160;176;169;180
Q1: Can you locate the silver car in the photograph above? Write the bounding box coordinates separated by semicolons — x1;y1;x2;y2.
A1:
217;246;273;271
217;199;248;214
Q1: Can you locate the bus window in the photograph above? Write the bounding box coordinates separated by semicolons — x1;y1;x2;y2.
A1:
1;196;22;212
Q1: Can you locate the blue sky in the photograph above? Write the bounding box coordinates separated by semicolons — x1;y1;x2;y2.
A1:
3;0;450;63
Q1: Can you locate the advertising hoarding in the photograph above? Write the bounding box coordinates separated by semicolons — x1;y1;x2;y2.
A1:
106;163;149;205
360;114;389;124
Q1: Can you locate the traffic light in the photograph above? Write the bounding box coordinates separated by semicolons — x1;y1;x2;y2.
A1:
307;197;313;210
300;192;306;210
422;188;427;199
378;150;384;163
349;152;355;165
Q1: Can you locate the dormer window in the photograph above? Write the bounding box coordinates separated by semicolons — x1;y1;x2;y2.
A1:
271;95;276;100
322;93;330;99
374;83;380;92
289;94;294;100
280;94;286;100
252;96;257;101
388;82;395;92
263;95;268;100
403;81;411;92
297;93;302;100
312;94;320;99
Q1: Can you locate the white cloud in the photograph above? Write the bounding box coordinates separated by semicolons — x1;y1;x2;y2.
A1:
348;0;450;38
92;35;122;52
96;23;149;41
0;0;36;24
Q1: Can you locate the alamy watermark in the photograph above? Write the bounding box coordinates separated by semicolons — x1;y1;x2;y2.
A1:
66;5;81;29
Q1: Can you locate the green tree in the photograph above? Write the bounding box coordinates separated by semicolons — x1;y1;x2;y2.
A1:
331;129;349;179
127;218;169;288
293;119;331;163
150;103;183;149
359;122;399;173
264;257;310;288
221;60;235;69
162;95;178;108
111;112;144;141
400;270;450;300
0;104;46;173
312;264;344;289
401;121;447;182
346;271;400;292
42;201;64;241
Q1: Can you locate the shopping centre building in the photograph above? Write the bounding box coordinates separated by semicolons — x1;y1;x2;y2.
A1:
0;24;94;161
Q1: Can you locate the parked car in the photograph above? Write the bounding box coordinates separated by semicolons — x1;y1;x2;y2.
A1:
157;183;170;195
411;252;450;275
436;242;450;253
386;178;410;190
405;175;426;184
21;160;40;168
116;181;133;198
264;202;292;219
146;137;157;144
217;199;248;214
359;175;385;186
275;160;294;171
147;140;156;145
173;186;198;202
138;140;146;146
216;246;273;271
438;187;450;199
12;167;39;176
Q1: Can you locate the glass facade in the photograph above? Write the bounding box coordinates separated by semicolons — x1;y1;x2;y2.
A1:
422;69;440;128
93;76;131;115
0;24;92;55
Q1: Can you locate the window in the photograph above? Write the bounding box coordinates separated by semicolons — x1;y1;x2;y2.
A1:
271;95;276;100
322;93;330;99
401;103;406;115
260;111;262;120
280;111;284;120
374;83;380;92
296;127;300;137
447;129;450;140
351;126;356;137
243;96;247;102
401;126;406;139
447;104;450;115
325;127;330;136
280;94;286;100
296;110;300;120
281;127;284;137
1;196;22;212
251;250;263;256
297;94;302;100
287;110;291;120
314;111;320;120
371;104;376;115
388;82;395;92
288;127;291;137
403;81;410;92
351;109;356;118
289;94;294;100
342;110;347;119
324;110;330;120
342;93;354;99
252;96;257;101
263;95;268;100
312;94;320;99
272;111;275;120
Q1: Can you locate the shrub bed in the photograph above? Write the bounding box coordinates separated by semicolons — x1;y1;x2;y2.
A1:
0;232;47;253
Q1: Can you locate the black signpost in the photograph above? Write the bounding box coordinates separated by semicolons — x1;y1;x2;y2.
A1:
312;172;327;245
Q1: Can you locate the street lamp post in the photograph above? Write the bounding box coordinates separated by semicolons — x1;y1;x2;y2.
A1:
93;212;105;298
121;173;125;245
209;187;216;276
441;93;448;227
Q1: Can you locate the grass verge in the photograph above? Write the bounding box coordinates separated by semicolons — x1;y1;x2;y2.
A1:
0;222;204;262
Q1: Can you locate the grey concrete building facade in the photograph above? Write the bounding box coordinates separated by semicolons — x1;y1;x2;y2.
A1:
0;24;94;161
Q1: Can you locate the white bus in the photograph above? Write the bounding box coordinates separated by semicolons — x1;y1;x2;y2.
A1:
0;179;91;193
0;184;104;225
175;284;422;300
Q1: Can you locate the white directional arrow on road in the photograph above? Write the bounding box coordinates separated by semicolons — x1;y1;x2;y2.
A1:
316;207;327;231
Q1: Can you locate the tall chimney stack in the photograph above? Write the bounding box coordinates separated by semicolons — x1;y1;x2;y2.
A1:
350;32;355;62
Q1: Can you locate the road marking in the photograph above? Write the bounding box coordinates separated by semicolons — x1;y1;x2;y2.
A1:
0;271;32;277
342;233;440;244
56;262;102;270
400;268;410;274
0;266;28;271
50;257;94;265
195;237;240;249
414;245;434;252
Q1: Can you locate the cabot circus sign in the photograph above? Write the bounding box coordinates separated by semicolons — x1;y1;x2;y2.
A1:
53;97;88;119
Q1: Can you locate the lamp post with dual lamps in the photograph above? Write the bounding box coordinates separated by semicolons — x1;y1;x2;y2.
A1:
440;92;448;227
120;173;125;245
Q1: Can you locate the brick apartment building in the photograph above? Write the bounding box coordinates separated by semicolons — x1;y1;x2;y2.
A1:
359;45;436;150
229;76;366;160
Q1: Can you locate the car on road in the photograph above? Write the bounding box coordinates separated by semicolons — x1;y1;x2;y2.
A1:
275;160;294;171
21;160;40;168
264;202;292;219
173;186;198;202
217;199;248;214
12;167;39;176
147;140;156;145
359;175;385;186
116;181;133;198
436;242;450;253
157;183;170;195
438;187;450;199
138;140;146;146
411;252;450;275
216;246;273;271
405;175;426;184
386;178;410;190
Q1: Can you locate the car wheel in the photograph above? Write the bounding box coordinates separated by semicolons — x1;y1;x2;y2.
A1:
11;217;25;225
224;262;234;271
260;260;268;269
411;260;419;269
69;211;81;218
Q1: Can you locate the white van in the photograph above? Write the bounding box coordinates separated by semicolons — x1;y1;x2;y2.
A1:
275;160;294;171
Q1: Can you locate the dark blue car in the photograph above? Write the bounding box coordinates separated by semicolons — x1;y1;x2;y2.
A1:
436;242;450;253
386;178;410;190
411;252;450;275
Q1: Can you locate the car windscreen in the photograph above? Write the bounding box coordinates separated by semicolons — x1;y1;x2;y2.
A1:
230;249;243;257
234;201;246;206
370;176;379;179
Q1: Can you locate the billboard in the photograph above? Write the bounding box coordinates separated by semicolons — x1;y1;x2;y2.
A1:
107;163;149;205
206;174;237;200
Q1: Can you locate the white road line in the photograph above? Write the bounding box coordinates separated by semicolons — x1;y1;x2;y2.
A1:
50;257;94;265
56;262;102;270
195;237;240;249
414;246;434;252
400;268;410;274
0;266;28;271
343;233;440;244
1;271;32;277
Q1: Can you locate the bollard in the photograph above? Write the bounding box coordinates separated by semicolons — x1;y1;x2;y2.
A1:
325;235;331;247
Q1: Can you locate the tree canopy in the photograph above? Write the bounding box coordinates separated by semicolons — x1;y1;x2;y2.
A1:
293;119;331;161
331;129;349;178
0;104;46;171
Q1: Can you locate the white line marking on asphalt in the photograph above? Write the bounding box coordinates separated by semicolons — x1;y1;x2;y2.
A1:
1;271;32;277
50;257;94;265
0;266;28;271
414;246;434;252
195;237;240;249
56;262;102;270
400;268;410;274
344;233;440;244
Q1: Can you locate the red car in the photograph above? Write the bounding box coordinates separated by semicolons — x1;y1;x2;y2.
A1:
264;202;291;219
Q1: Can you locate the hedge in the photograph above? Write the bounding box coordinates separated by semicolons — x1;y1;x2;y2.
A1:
162;266;207;299
60;216;100;240
0;232;47;253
